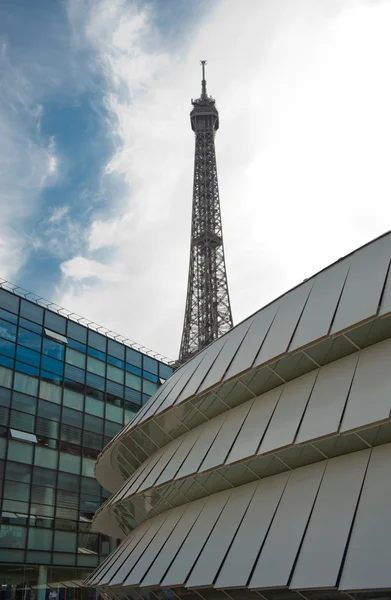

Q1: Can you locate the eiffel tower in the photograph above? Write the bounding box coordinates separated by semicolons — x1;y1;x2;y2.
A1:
178;61;233;364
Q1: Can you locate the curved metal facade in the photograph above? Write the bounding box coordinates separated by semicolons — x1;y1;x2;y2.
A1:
88;231;391;597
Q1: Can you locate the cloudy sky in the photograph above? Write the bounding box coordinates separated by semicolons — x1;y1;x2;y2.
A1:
1;0;391;359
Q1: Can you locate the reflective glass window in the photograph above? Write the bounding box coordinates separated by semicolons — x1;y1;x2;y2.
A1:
144;356;158;375
0;525;26;549
16;346;40;368
28;528;53;551
86;372;105;392
12;391;36;415
64;364;85;384
20;299;43;324
32;467;57;487
67;320;87;343
84;414;103;434
85;396;104;418
105;403;123;424
66;347;85;369
125;372;142;391
83;430;103;452
88;330;106;352
106;392;121;407
58;472;79;490
125;363;142;376
42;338;64;361
143;380;159;396
67;338;86;353
0;366;12;389
124;409;137;424
107;355;124;369
9;411;35;433
3;481;30;502
19;318;42;334
125;347;142;368
62;407;83;428
142;393;151;405
160;363;173;379
104;420;122;438
39;380;62;404
0;387;11;406
0;339;15;359
38;399;61;421
5;462;31;483
34;446;58;470
36;416;59;442
63;389;83;411
82;457;95;478
59;453;81;475
18;328;42;352
108;339;124;360
14;372;38;396
0;308;18;324
85;386;104;402
44;311;66;335
87;356;105;377
143;370;159;383
40;371;62;386
53;531;77;552
106;379;123;398
87;346;106;361
125;386;141;404
107;364;123;384
41;355;63;376
0;319;17;342
15;362;39;378
7;440;33;464
0;354;13;369
0;290;19;314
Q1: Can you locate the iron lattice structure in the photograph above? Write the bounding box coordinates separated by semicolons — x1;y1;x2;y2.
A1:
179;61;233;364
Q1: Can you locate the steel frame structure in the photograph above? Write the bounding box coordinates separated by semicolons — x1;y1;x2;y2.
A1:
179;61;233;364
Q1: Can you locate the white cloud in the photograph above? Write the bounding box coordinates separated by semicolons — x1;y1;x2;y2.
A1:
60;0;391;359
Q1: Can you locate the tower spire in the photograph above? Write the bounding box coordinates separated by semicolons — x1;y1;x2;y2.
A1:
201;60;207;99
178;62;233;364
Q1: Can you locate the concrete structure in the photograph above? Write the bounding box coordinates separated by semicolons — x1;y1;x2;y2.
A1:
88;230;391;598
0;283;173;594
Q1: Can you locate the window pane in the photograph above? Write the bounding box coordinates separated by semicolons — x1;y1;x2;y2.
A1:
0;319;17;342
20;300;44;324
39;380;62;404
0;387;11;406
42;338;64;361
143;370;158;383
63;389;83;411
64;364;85;385
57;472;79;490
107;355;124;369
0;308;18;325
44;311;66;335
7;440;33;464
66;347;85;369
53;531;77;552
28;528;53;551
41;355;63;376
84;414;103;434
16;346;40;368
4;480;30;502
12;392;36;415
0;366;12;388
9;411;35;433
85;396;104;418
125;372;142;391
86;372;105;392
38;399;61;421
87;346;106;361
106;380;123;398
88;330;106;352
125;347;142;368
34;446;58;469
125;386;141;404
82;457;95;478
0;290;19;314
14;372;38;397
59;453;80;475
67;321;87;343
0;338;15;358
159;363;173;379
144;356;158;375
18;328;42;352
107;364;123;384
67;338;86;353
105;403;123;424
87;356;105;377
5;462;31;483
0;354;14;369
104;421;122;438
32;467;56;487
0;525;26;549
143;380;158;396
19;318;42;334
15;362;39;378
126;363;142;376
108;339;124;360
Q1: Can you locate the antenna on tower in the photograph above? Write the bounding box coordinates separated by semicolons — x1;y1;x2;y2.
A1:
201;60;207;99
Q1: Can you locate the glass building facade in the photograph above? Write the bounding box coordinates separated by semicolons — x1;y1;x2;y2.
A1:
0;287;173;590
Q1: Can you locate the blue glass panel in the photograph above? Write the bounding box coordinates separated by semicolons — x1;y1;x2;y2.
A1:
87;346;106;361
16;346;40;367
107;355;124;369
0;289;19;314
0;338;15;358
18;328;42;353
88;331;106;352
0;309;18;325
125;363;142;376
41;356;64;376
107;339;124;361
42;338;64;361
44;311;66;335
125;386;141;404
0;355;14;369
106;380;123;398
19;318;42;334
40;370;63;386
20;300;43;324
159;363;173;379
143;371;159;383
86;372;105;391
15;361;39;377
125;347;142;368
66;321;87;344
142;393;151;405
143;355;158;375
64;364;85;384
0;319;17;342
68;338;86;354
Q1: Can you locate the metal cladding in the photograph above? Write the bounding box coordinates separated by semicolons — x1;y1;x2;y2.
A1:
88;230;391;597
178;61;233;364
